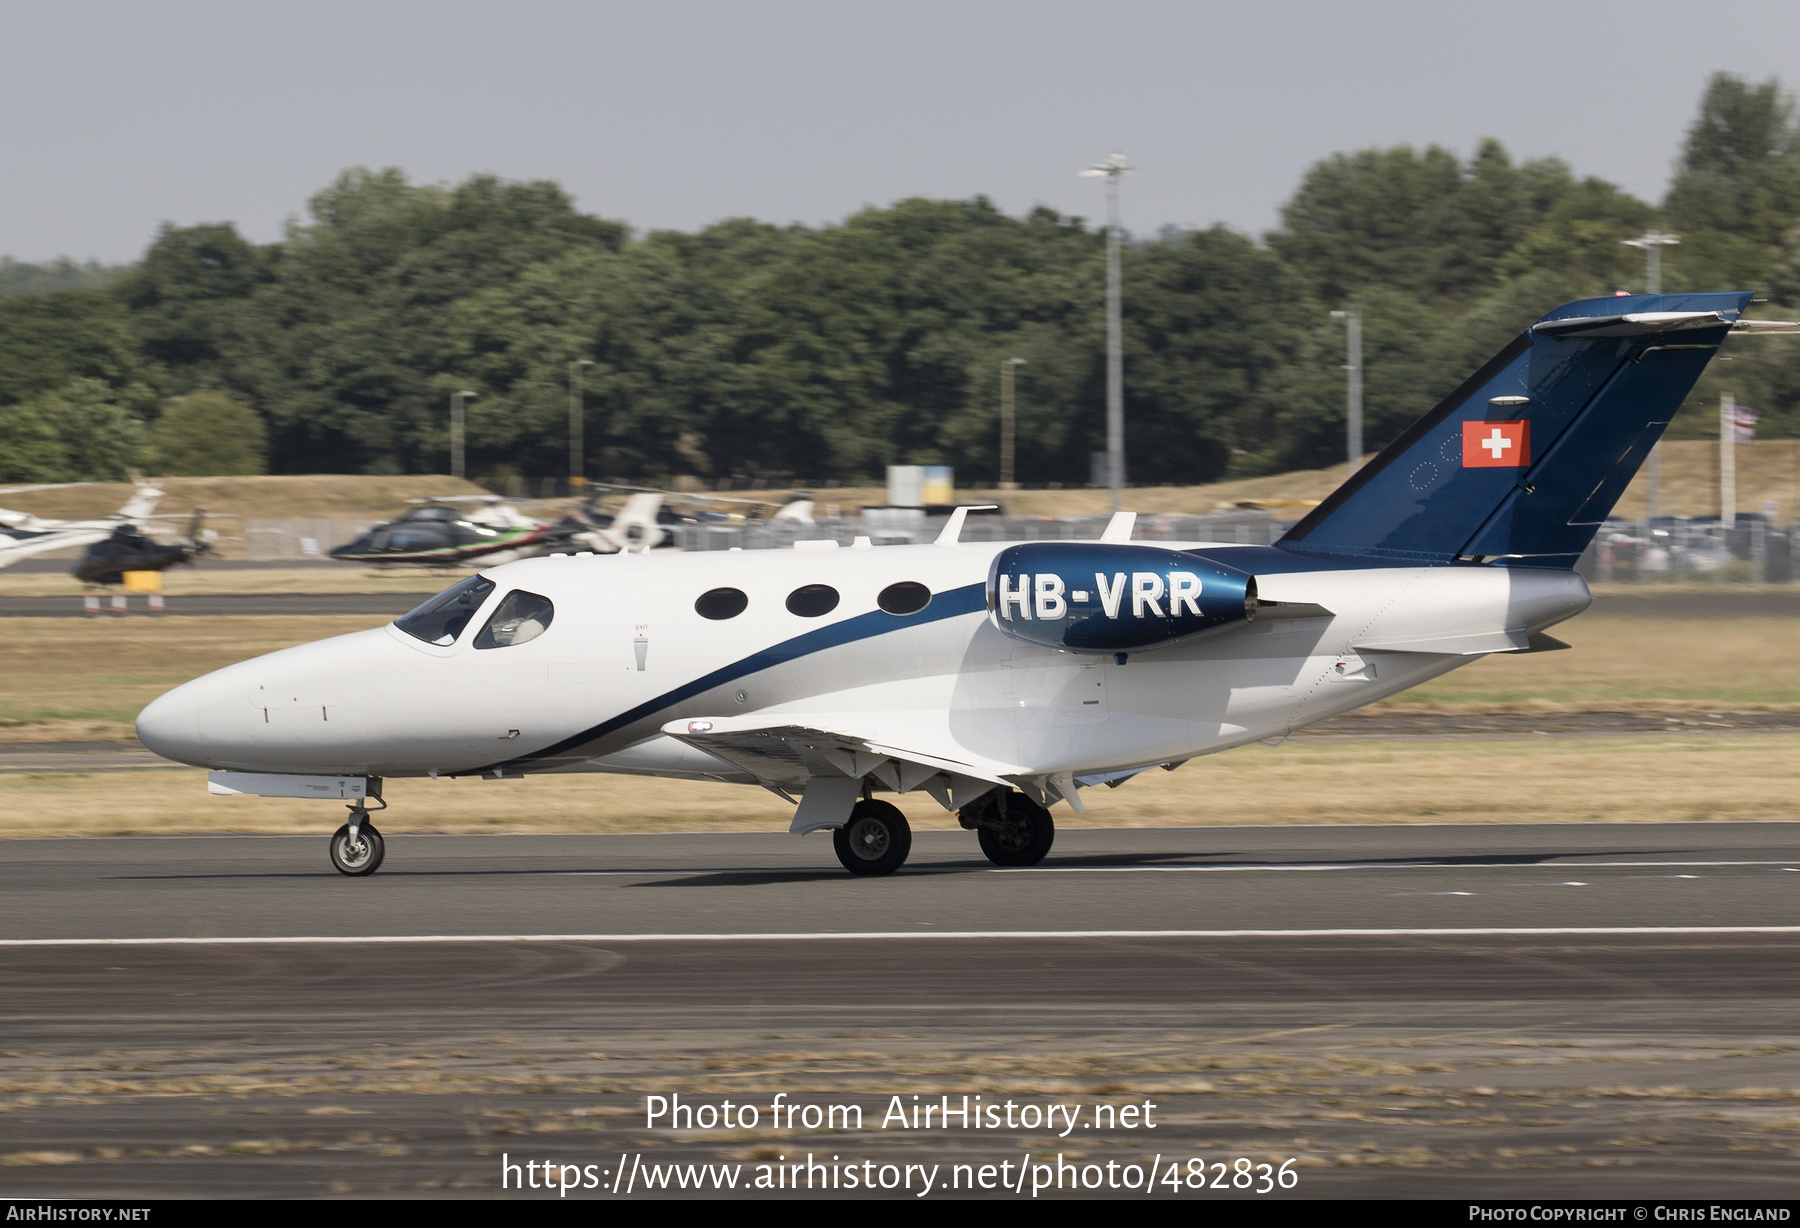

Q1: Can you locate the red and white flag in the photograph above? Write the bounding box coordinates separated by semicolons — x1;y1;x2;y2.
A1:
1462;420;1531;468
1734;405;1759;444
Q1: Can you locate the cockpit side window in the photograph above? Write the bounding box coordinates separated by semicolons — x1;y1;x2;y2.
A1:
395;575;496;645
473;590;555;649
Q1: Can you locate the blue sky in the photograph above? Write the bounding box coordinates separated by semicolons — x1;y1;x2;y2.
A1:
5;0;1799;262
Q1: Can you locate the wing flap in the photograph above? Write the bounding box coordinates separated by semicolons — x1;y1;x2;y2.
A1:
660;715;1017;795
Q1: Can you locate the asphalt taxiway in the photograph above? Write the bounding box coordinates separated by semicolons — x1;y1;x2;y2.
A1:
4;823;1797;939
4;825;1797;1199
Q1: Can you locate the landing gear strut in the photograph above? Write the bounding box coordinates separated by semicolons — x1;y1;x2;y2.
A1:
960;789;1055;867
330;794;387;877
833;799;912;877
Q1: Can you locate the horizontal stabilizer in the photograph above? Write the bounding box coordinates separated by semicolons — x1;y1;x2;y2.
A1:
1354;628;1571;656
1354;629;1528;655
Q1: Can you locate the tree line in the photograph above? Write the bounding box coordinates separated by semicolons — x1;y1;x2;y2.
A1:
6;72;1800;488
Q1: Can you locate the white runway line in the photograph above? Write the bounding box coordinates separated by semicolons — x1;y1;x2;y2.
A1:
548;859;1798;877
3;926;1800;947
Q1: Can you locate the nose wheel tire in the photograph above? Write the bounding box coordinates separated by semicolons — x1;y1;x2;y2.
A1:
832;800;912;877
330;822;385;877
966;790;1055;867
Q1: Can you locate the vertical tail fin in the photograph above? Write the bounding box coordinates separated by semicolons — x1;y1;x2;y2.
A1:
1280;291;1753;567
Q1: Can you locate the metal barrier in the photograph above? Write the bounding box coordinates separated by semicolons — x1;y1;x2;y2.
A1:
667;511;1295;552
1580;519;1798;584
243;519;379;561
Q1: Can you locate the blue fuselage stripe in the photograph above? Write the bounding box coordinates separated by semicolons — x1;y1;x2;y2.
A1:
500;582;988;767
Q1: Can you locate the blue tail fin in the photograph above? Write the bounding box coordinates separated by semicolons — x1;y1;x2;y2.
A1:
1280;291;1752;566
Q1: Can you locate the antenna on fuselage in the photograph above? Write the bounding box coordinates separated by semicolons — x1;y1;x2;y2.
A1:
935;505;998;547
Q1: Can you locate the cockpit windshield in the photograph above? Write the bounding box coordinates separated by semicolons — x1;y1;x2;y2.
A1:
474;590;554;649
395;575;497;645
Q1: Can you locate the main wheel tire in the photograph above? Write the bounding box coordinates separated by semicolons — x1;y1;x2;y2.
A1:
330;822;385;877
832;800;912;877
974;791;1055;867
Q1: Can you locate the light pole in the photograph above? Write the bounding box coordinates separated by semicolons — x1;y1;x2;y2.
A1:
1081;152;1131;513
450;390;476;481
569;359;593;493
999;357;1025;489
1622;230;1679;295
1623;232;1678;520
1330;309;1363;469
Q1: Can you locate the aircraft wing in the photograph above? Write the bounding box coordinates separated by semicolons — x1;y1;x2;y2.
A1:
659;714;1016;808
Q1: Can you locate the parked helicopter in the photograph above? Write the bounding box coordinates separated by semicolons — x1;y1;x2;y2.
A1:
72;510;213;586
0;480;167;572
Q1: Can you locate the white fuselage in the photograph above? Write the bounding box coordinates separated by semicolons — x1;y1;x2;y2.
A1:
136;541;1591;795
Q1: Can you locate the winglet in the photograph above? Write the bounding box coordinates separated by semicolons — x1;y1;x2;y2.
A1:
1099;511;1136;542
936;505;998;546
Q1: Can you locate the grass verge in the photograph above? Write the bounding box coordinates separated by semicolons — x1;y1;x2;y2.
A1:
3;733;1795;836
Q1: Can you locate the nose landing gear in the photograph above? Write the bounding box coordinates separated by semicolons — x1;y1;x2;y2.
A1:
330;793;387;877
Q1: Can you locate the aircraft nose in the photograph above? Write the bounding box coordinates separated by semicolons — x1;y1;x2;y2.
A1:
136;684;203;765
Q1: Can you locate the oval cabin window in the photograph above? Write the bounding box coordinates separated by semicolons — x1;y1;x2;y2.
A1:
877;581;931;615
694;587;749;620
785;584;840;618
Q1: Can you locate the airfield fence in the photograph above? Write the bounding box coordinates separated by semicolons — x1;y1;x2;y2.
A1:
233;510;1800;585
665;510;1296;552
242;519;379;561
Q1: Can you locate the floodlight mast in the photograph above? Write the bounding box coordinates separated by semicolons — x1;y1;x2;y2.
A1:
450;390;477;481
1622;231;1679;517
569;360;594;492
1330;309;1363;469
1000;357;1025;489
1622;231;1679;295
1081;152;1131;513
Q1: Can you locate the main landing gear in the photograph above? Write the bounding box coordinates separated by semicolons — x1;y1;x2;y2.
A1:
959;789;1055;867
829;788;1057;877
329;797;387;877
833;799;912;877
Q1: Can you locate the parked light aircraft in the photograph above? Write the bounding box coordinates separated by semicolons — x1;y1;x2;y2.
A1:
137;293;1800;877
0;482;166;572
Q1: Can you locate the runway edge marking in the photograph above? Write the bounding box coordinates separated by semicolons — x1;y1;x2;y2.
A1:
4;926;1800;947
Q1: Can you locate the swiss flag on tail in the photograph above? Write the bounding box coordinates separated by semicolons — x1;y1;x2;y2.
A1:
1462;420;1530;468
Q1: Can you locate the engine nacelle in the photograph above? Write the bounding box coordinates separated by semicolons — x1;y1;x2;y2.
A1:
986;542;1258;653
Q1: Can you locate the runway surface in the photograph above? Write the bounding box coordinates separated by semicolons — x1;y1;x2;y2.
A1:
5;823;1798;940
1;825;1797;1199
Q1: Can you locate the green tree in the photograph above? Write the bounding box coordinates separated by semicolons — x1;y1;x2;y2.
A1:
0;397;69;482
1269;141;1575;308
0;257;119;298
0;289;148;407
149;392;266;476
20;378;148;480
1665;73;1800;248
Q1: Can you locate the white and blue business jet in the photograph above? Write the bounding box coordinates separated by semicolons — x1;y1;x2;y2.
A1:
136;292;1797;877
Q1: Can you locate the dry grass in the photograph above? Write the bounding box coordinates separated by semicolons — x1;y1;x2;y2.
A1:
1390;616;1800;709
0;616;381;739
3;439;1794;528
0;568;448;598
737;439;1800;520
0;474;489;521
2;732;1795;836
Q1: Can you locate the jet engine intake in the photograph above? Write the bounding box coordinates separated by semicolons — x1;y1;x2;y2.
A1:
986;542;1257;653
